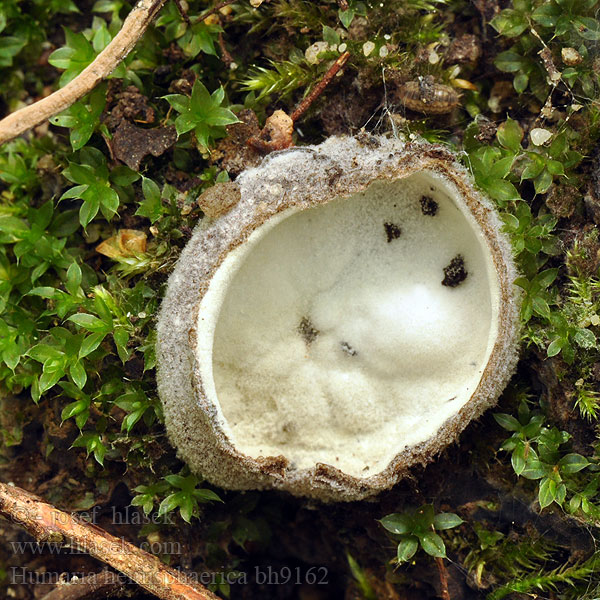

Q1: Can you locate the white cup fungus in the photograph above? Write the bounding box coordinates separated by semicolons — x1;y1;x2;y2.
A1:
157;135;520;502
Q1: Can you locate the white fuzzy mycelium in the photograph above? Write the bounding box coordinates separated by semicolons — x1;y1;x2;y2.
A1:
157;135;520;502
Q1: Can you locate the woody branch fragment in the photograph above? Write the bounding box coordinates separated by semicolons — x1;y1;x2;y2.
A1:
0;482;218;600
0;0;167;146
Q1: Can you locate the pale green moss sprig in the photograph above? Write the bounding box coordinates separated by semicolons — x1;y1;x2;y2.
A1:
488;551;600;600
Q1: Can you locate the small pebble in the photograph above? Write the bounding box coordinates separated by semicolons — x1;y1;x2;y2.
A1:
363;41;375;57
561;47;583;66
530;128;552;146
428;49;440;64
305;41;330;64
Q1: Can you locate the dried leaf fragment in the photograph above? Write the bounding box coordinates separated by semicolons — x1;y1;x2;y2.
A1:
96;229;147;258
248;109;294;153
112;120;177;171
446;34;481;65
210;109;262;175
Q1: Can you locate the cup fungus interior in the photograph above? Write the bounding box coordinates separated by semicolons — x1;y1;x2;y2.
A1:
196;172;500;478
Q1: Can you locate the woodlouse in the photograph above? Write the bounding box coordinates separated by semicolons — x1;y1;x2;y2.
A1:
397;75;461;114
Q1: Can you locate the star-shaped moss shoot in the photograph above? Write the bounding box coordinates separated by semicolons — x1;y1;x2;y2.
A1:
164;80;239;150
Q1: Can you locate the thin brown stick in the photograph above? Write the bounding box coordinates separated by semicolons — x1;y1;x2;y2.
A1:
218;32;234;66
193;0;238;24
40;569;131;600
290;51;350;122
435;556;451;600
173;0;192;25
0;0;167;147
0;482;219;600
247;51;351;153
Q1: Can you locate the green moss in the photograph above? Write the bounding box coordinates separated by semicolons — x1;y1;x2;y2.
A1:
1;0;600;596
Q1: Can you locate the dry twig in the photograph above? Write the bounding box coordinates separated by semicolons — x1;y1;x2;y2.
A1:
248;51;351;153
193;0;239;24
0;0;167;146
218;32;235;66
0;482;219;600
173;0;192;25
290;51;350;122
435;556;451;600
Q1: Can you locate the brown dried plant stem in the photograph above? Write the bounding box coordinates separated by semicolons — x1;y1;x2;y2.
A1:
247;52;351;153
435;556;451;600
0;0;167;147
193;0;239;23
290;51;350;122
173;0;192;25
218;32;235;66
0;482;219;600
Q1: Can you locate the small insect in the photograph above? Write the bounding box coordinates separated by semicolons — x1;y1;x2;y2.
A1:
397;75;461;115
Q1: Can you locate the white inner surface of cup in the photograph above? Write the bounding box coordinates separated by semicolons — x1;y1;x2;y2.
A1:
197;173;499;478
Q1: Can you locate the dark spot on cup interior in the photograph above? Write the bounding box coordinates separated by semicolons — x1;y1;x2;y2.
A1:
298;317;319;345
384;222;402;242
340;341;357;356
420;195;438;216
442;255;468;287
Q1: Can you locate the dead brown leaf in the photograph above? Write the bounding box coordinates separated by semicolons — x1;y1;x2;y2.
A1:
96;229;147;259
111;120;176;170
